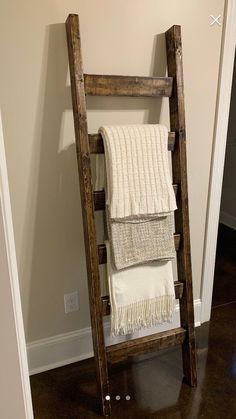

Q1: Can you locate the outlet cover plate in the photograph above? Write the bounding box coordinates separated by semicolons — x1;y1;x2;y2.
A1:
64;291;79;314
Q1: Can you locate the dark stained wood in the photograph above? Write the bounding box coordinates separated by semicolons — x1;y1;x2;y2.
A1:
102;281;184;316
89;131;176;154
106;328;186;363
165;25;197;386
98;234;181;265
94;184;179;211
101;295;111;316
84;74;173;97
93;190;106;212
66;14;111;416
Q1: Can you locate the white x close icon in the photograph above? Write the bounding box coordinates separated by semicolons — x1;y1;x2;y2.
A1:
210;15;221;26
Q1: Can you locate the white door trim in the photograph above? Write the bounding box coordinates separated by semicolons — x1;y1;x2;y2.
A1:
0;111;34;418
201;0;236;323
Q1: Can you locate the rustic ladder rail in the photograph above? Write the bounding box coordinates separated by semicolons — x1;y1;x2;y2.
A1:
66;13;197;417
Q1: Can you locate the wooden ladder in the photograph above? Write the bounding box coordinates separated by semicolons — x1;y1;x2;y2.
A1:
66;13;197;417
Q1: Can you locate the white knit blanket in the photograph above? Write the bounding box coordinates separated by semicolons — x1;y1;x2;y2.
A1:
99;124;177;220
106;241;175;336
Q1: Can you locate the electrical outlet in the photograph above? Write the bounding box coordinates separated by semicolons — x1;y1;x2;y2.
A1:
64;291;79;314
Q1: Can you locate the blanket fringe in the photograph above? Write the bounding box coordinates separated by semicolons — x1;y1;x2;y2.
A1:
111;295;175;336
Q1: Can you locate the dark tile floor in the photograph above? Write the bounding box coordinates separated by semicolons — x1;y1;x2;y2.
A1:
30;224;236;419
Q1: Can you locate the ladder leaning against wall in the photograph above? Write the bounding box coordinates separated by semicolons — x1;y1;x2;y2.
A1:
65;13;197;417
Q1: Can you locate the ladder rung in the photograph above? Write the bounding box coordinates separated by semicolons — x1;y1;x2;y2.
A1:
106;327;186;363
98;233;181;265
84;74;173;97
102;281;184;316
89;131;176;154
94;184;178;211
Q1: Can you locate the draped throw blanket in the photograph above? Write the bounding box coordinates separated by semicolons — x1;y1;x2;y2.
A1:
106;207;175;270
97;124;176;335
98;124;177;270
106;242;175;336
100;124;177;220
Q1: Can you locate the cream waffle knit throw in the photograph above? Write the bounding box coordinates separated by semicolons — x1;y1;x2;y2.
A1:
99;124;177;220
106;241;175;336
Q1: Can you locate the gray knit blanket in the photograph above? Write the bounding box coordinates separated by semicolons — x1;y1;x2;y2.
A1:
106;207;175;270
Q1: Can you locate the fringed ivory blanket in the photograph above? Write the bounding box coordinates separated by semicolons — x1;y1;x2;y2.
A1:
106;242;175;336
98;124;176;335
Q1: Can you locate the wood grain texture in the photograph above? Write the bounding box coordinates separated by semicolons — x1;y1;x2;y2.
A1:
102;281;184;316
165;25;197;386
98;234;181;265
89;131;176;154
66;14;111;416
84;74;173;97
106;328;186;363
94;184;178;211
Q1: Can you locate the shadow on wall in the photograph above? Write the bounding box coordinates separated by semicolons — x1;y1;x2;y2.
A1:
27;23;87;340
27;23;168;341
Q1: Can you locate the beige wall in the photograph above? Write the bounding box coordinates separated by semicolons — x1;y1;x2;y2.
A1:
0;110;33;418
0;0;224;342
221;52;236;222
0;196;27;418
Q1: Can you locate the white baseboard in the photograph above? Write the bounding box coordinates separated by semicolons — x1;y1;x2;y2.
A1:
220;211;236;230
28;299;201;375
